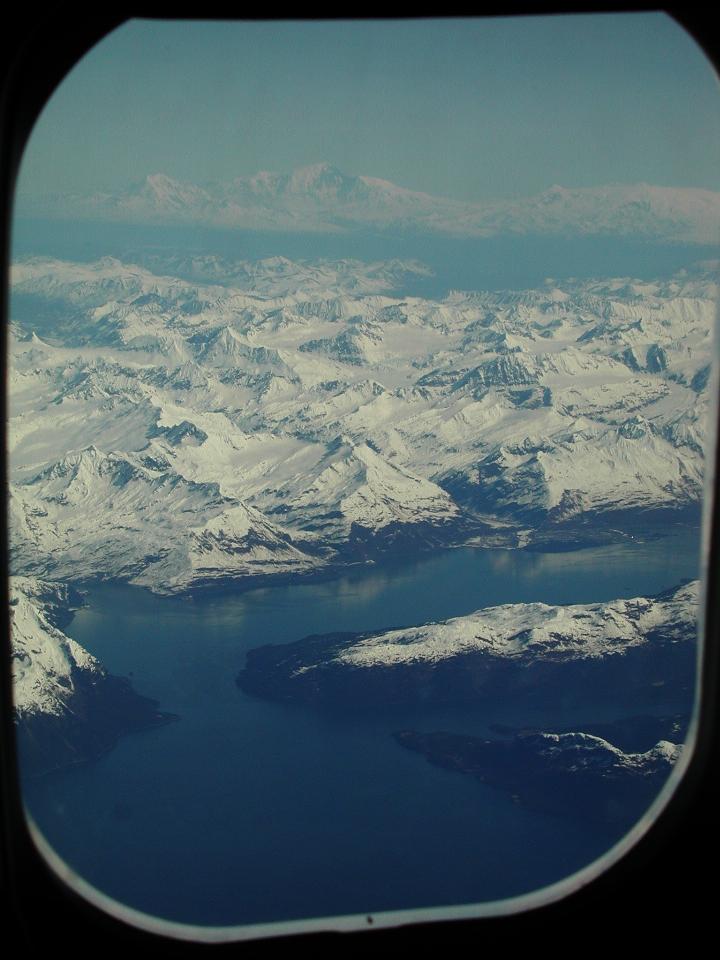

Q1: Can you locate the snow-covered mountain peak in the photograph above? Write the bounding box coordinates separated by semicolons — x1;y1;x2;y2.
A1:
10;577;101;718
138;173;211;209
539;184;571;202
37;444;106;476
20;165;720;242
144;172;185;192
287;161;349;189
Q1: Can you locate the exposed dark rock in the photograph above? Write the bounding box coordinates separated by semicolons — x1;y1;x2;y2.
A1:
237;621;696;713
16;671;178;779
489;713;690;754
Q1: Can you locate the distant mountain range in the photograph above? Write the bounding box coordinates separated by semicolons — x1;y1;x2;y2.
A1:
18;162;720;243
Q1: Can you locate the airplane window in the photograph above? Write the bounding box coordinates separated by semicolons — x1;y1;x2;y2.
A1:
6;13;720;943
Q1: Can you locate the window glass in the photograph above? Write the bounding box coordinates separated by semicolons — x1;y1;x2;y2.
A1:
8;14;720;940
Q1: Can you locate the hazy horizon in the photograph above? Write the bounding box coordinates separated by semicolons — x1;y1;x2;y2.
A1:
15;14;720;207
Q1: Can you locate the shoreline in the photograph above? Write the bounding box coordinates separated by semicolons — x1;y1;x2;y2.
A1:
60;516;702;603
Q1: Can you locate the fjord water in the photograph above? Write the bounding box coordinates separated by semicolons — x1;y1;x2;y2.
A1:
23;531;701;928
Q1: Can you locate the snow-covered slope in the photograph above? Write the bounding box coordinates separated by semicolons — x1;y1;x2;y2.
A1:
10;446;322;594
18;164;720;243
8;254;715;592
252;436;460;544
10;577;100;718
237;581;698;706
325;580;698;668
10;577;172;776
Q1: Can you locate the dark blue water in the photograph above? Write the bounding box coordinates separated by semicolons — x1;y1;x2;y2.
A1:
12;218;719;297
22;532;702;929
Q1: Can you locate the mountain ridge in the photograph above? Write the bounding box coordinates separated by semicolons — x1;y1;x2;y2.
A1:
18;163;720;243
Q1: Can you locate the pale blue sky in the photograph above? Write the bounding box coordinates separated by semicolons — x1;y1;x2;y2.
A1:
17;13;720;202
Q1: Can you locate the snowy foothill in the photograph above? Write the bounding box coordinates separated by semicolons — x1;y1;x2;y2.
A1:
327;581;698;670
